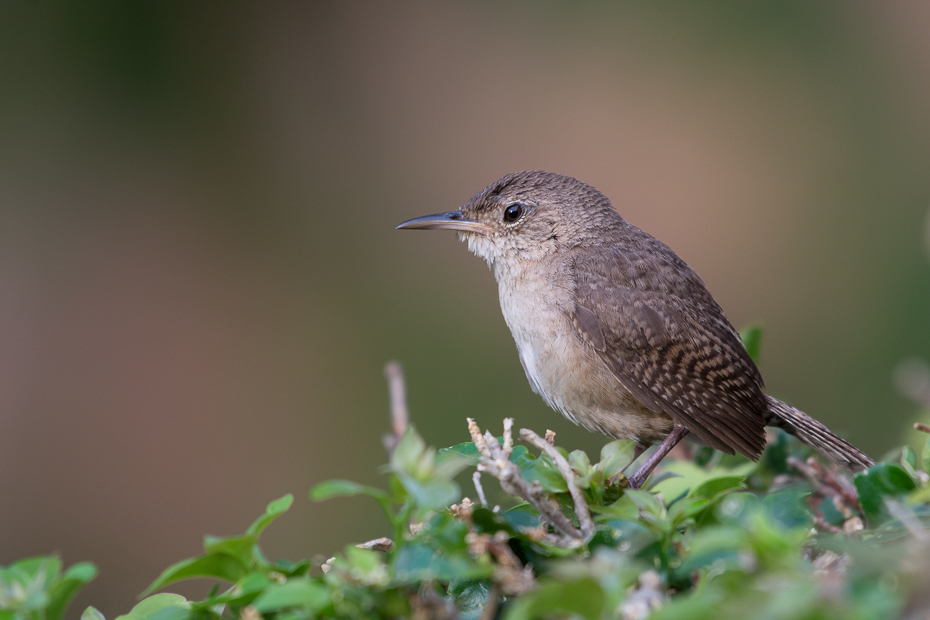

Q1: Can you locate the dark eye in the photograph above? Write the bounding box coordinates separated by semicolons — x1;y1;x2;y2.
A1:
503;203;525;223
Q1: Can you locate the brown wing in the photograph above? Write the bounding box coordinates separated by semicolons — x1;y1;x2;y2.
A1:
571;247;767;458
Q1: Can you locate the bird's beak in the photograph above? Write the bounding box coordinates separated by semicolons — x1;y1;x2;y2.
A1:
396;210;493;234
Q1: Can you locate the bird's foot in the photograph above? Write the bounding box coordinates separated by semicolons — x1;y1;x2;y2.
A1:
626;425;689;489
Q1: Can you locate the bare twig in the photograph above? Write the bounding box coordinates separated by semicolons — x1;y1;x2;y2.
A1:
468;418;490;455
787;456;861;517
473;472;489;508
808;458;861;513
484;431;498;454
806;495;842;534
916;423;930;434
383;362;409;453
450;497;475;520
520;428;595;540
502;418;514;458
488;532;535;595
467;418;584;545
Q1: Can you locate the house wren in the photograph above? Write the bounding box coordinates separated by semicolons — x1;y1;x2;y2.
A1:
397;171;873;487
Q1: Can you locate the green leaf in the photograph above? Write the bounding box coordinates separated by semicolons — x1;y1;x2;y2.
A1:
0;556;59;613
246;494;294;538
652;461;754;502
593;494;640;521
438;442;527;466
271;559;312;578
203;535;253;566
450;581;491;616
5;556;62;590
691;475;747;500
624;489;665;518
309;480;387;502
760;430;791;475
853;472;882;519
901;447;919;481
858;462;916;497
595;440;635;478
339;547;390;587
501;504;541;532
504;578;605;620
392;542;490;583
517;453;568;493
761;487;809;529
568;450;591;475
235;572;272;597
438;441;482;466
471;507;518;538
141;554;246;597
598;518;660;557
679;526;745;573
397;474;459;511
390;426;428;475
854;462;918;523
115;594;188;620
740;325;763;363
82;608;106;620
670;497;710;524
252;579;330;613
147;606;192;620
876;463;918;493
200;572;271;608
46;562;98;620
432;452;472;482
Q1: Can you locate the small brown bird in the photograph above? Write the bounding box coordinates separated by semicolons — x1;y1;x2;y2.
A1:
398;171;873;487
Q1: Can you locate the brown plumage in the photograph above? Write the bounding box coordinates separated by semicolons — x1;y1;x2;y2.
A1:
398;171;874;482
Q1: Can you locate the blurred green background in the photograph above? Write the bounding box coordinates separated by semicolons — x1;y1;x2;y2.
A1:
1;1;929;616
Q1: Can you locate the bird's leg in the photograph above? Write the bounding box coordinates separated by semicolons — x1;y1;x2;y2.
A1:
627;425;690;489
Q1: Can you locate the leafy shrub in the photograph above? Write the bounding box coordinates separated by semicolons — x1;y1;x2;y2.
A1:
3;340;930;619
0;557;97;620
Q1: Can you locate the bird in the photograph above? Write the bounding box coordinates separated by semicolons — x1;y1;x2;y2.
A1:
397;171;873;488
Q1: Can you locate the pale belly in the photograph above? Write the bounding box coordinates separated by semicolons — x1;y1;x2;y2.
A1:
496;275;674;445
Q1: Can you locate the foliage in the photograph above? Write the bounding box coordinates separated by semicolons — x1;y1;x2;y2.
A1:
0;556;97;620
4;335;930;619
9;426;927;620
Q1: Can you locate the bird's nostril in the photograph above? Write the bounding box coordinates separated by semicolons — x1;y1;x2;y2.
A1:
449;212;462;220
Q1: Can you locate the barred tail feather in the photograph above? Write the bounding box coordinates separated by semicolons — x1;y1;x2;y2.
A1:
765;395;874;472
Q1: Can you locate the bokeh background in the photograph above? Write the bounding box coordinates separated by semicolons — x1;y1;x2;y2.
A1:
2;1;930;616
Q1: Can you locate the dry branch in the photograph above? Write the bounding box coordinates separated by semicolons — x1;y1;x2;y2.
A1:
383;361;409;453
472;472;489;508
519;428;595;540
467;418;586;545
787;456;861;517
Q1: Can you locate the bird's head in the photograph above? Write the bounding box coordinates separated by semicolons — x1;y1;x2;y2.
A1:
397;171;620;266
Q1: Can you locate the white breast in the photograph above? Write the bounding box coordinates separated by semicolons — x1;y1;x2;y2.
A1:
495;259;583;420
491;258;674;444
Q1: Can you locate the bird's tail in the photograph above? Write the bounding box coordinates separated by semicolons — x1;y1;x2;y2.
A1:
765;395;874;472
